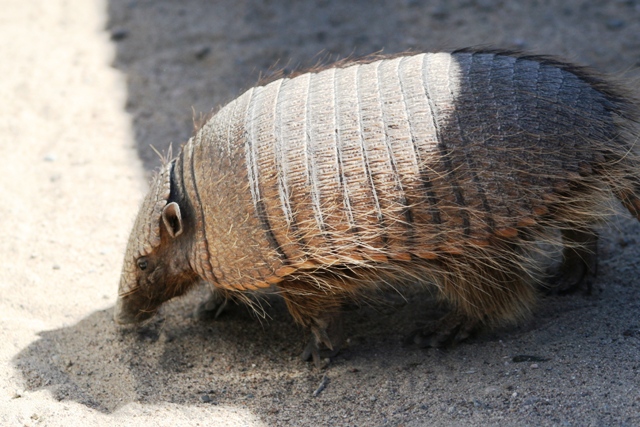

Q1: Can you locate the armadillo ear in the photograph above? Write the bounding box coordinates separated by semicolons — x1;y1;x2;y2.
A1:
162;202;183;238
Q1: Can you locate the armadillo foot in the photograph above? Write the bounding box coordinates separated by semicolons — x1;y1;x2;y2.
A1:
547;228;598;295
194;289;230;320
301;313;344;368
405;311;481;349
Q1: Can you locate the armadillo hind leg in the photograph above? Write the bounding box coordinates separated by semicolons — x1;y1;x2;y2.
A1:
547;228;598;295
405;311;482;349
280;279;345;367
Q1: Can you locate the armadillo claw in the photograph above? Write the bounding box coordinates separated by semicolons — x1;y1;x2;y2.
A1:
301;337;341;369
406;312;481;349
300;314;344;368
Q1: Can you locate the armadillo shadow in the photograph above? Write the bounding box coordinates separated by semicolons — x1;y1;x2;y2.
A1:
11;277;640;423
11;286;452;413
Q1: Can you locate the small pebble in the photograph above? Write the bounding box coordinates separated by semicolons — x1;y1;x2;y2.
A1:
430;5;448;19
194;46;210;60
52;264;61;270
110;28;129;41
606;19;625;30
530;363;539;369
200;394;212;403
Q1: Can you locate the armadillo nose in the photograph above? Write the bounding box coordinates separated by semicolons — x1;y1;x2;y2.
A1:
113;297;134;325
113;296;154;325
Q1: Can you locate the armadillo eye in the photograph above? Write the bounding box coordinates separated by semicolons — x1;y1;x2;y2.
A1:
137;258;148;271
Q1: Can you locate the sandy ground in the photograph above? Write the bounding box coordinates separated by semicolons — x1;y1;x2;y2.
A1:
2;0;640;426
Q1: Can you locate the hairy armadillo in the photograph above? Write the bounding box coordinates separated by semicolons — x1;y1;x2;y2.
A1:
114;49;640;365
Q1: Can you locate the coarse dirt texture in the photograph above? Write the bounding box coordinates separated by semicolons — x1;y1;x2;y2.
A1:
2;0;640;426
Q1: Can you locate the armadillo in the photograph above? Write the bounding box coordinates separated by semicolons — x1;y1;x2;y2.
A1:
114;49;640;364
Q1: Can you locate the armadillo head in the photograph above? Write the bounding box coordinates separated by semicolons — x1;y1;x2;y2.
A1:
114;161;199;325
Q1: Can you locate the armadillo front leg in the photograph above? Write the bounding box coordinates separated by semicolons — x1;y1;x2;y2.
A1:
194;287;230;320
280;279;345;367
301;311;344;367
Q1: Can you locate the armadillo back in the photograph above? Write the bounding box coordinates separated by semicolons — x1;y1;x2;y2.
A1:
186;51;631;291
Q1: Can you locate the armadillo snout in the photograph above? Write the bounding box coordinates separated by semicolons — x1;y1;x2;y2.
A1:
113;295;157;325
